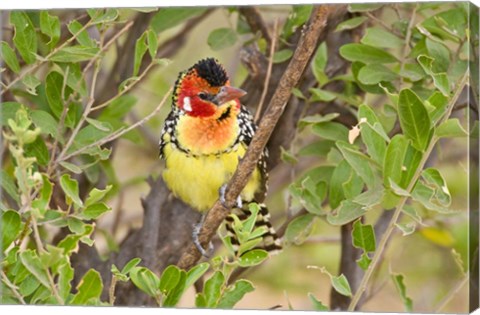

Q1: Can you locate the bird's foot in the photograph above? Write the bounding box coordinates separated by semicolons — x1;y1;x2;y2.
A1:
219;184;243;208
192;217;214;258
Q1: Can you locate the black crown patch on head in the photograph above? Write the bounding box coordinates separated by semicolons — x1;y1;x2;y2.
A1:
194;58;228;87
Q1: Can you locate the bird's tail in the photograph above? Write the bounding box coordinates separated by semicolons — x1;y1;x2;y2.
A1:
224;202;282;256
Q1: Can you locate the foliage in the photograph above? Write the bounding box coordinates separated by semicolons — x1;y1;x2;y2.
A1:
0;3;476;312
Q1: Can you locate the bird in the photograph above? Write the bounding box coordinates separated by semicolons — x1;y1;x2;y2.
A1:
159;58;282;257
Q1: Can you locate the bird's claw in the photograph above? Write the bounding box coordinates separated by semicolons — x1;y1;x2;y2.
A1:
192;220;214;258
219;184;243;208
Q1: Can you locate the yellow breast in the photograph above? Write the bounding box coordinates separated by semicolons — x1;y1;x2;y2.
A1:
162;141;261;212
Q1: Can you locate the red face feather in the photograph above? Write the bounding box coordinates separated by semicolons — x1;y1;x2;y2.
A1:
173;58;245;118
177;72;220;117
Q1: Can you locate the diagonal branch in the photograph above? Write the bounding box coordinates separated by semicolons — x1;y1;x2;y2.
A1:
176;5;332;270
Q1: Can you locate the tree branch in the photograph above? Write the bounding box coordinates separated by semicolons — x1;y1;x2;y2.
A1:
176;5;332;271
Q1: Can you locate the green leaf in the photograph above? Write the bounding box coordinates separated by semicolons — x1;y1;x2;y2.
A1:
159;265;181;294
417;55;450;96
207;28;238;51
411;181;450;213
163;270;186;307
356;252;372;270
204;271;225;307
332;274;352;297
335;16;368;32
40;11;60;48
357;64;398;85
298;140;335;157
50;46;100;63
273;49;293;63
426;91;449;124
361;27;404;49
146;29;158;58
80;202;111;220
85;185;112;207
352;220;376;252
285;213;315;245
299;113;339;127
59;174;83;208
85;117;112;132
19;250;50;288
1;41;21;73
59;161;82;174
398;89;432;151
24;137;50;166
399;63;427;82
217;279;255;308
358;105;388;165
88;8;119;25
238;249;269;267
1;210;22;249
45;71;65;119
67;20;95;47
337;141;378;189
282;5;313;39
396;222;416;236
10;11;37;64
133;32;148;77
311;42;328;85
71;269;103;305
309;88;337;102
0;170;20;204
435;118;468;138
98;95;137;120
289;176;326;215
58;262;74;301
391;274;413;312
422;168;451;206
151;8;206;33
30;110;58;138
329;160;352;209
308;293;329;311
383;134;409;188
120;258;142;275
327;200;367;226
339;43;397;64
425;38;450;73
195;293;207;307
185;262;209;289
19;274;41;297
130;267;160;298
312;122;349;141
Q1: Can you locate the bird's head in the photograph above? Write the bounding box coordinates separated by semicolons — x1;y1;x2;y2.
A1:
173;58;247;118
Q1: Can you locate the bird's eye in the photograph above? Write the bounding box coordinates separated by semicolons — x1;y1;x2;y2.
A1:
198;92;208;100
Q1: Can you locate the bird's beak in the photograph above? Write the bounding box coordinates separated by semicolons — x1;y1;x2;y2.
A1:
214;86;247;105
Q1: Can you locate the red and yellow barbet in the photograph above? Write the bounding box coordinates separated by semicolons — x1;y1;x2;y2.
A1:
159;58;282;254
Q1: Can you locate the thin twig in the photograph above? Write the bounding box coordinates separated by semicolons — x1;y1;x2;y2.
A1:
398;4;417;88
47;67;70;175
347;71;469;311
58;88;172;162
255;19;278;123
82;20;134;76
1;270;26;304
434;275;468;312
30;215;64;305
0;19;93;96
365;12;403;38
176;5;332;271
109;276;117;305
90;62;156;112
56;49;103;163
